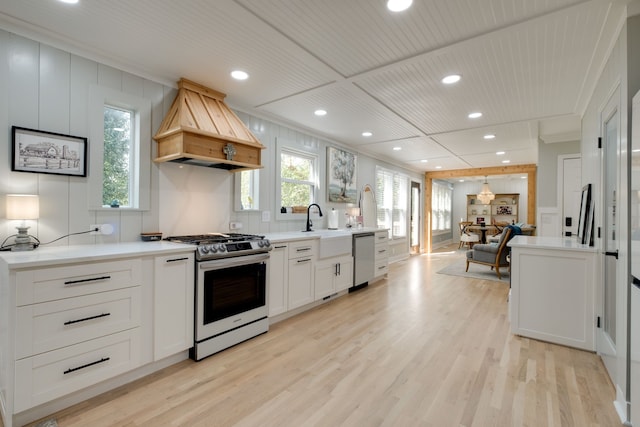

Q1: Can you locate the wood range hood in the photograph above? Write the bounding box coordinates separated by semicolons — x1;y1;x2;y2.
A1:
153;78;264;171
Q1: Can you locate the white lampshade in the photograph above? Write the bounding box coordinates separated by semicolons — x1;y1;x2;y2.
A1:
6;195;40;220
348;207;361;216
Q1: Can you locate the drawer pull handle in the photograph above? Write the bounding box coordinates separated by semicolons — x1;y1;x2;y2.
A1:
378;249;387;253
64;275;111;286
63;357;110;375
296;247;311;252
297;258;311;263
64;312;111;326
378;266;386;270
166;257;189;263
274;245;287;249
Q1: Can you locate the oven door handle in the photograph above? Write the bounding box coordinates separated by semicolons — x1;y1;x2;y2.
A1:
199;253;270;270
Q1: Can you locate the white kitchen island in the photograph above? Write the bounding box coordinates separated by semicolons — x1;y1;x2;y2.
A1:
507;235;598;351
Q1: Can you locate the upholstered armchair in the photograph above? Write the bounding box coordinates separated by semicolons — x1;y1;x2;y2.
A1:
465;226;514;279
458;221;480;249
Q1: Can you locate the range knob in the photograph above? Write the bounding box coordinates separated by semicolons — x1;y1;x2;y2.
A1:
200;246;209;254
209;244;218;253
218;244;227;253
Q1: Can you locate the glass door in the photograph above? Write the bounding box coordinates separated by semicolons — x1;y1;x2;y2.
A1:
598;90;619;383
410;181;420;253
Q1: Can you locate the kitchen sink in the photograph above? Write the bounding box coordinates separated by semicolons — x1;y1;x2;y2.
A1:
307;229;352;258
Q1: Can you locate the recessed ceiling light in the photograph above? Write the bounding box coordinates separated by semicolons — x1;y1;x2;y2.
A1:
230;70;249;80
314;109;327;116
441;74;461;84
58;0;79;3
362;131;373;137
468;112;482;119
502;160;511;164
393;146;402;151
387;0;413;12
496;151;505;155
420;159;428;163
459;179;465;182
435;166;442;169
521;176;527;179
483;134;495;140
633;149;640;153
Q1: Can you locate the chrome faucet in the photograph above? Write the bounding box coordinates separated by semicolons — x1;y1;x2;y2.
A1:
305;203;323;232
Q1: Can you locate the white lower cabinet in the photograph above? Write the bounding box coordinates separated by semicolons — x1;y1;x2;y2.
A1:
374;230;389;278
153;252;194;360
11;258;143;413
268;243;288;316
0;244;196;427
287;239;317;310
315;255;353;299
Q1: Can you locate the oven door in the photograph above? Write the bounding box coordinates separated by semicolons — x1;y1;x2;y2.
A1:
196;253;268;342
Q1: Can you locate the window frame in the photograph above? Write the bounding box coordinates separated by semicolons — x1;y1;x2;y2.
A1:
375;166;409;240
88;85;151;211
234;169;260;211
431;180;453;235
276;145;318;220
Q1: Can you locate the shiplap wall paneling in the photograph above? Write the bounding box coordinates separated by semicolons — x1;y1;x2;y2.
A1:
68;55;98;245
38;44;71;246
0;30;11;239
8;35;40;238
141;79;165;234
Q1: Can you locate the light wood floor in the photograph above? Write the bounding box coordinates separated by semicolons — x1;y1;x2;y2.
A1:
23;246;621;427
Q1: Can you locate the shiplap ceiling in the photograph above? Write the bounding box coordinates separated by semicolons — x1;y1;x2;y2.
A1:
0;0;625;172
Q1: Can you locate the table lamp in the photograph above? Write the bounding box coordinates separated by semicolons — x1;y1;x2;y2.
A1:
6;194;39;251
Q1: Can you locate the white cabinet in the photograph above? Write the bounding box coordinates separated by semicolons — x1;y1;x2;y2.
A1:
287;239;317;310
12;258;143;412
508;236;597;351
153;252;194;360
268;243;289;316
374;230;389;278
315;255;353;299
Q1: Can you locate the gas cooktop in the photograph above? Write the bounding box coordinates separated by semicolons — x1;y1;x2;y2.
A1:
165;233;271;261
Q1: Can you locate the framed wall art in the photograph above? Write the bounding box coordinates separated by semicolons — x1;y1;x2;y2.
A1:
11;126;88;177
327;146;357;203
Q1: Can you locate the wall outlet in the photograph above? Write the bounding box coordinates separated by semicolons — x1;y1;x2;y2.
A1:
229;222;243;230
261;211;270;222
89;224;114;235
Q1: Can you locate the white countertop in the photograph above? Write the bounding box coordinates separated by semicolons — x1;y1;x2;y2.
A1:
0;241;195;269
264;227;385;243
507;235;597;252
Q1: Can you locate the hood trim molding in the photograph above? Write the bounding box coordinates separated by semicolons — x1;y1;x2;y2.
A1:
153;78;264;171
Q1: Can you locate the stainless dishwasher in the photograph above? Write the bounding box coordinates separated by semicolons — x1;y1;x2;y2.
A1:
352;232;375;291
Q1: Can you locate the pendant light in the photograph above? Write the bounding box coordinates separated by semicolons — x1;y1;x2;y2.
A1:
476;176;495;205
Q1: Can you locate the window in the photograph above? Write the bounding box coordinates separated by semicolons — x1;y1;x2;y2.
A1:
376;167;408;239
279;148;317;209
103;105;135;207
235;169;260;211
432;181;452;233
88;85;151;210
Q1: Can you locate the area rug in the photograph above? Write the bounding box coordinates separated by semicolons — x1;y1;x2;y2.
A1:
437;261;510;283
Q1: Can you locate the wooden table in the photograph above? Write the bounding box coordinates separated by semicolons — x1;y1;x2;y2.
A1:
466;225;536;243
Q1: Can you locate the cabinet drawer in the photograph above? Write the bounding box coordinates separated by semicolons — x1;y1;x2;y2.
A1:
375;245;389;261
288;239;317;259
17;258;142;306
14;329;141;412
375;261;389;277
16;287;141;359
374;231;388;244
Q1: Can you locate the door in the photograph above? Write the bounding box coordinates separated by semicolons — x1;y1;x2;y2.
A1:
630;90;640;425
410;181;421;253
598;89;619;384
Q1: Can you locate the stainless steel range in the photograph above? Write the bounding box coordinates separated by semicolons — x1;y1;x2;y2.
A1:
165;233;271;361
